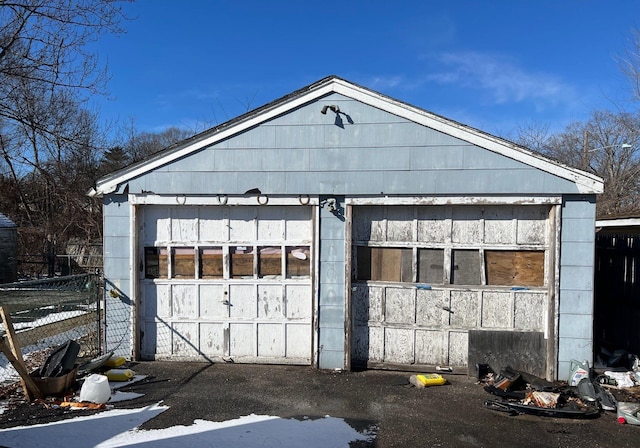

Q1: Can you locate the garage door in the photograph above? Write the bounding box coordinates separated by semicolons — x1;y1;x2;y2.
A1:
138;205;314;364
351;204;551;370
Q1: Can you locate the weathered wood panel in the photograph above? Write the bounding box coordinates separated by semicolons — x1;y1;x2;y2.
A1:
3;312;98;349
485;250;545;286
481;292;512;328
415;330;446;365
468;330;547;377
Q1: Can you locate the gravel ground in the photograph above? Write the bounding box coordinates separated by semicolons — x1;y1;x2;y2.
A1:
2;361;640;447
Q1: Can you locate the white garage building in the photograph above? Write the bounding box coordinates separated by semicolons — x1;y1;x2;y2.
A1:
92;76;603;380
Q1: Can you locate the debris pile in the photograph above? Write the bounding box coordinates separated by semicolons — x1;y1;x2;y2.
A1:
480;358;640;424
481;365;602;418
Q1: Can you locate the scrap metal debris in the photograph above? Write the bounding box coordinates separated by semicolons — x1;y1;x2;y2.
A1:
481;366;601;419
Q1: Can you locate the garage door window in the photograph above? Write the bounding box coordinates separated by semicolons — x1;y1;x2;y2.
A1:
259;246;282;278
200;247;223;279
485;250;544;287
451;250;482;285
287;246;311;278
144;247;168;279
173;247;195;278
356;247;412;282
231;246;254;279
146;245;311;280
417;248;444;284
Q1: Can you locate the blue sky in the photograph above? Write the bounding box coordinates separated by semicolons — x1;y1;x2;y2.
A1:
91;0;640;140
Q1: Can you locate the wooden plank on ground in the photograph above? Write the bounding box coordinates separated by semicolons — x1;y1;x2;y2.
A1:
0;334;42;400
0;306;30;399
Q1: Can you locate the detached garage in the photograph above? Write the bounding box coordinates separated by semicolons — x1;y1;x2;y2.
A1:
92;76;603;380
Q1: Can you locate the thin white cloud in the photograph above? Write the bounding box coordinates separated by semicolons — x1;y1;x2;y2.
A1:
428;52;575;107
367;75;405;90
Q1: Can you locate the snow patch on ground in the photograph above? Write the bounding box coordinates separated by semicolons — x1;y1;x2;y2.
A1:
108;391;144;403
0;403;375;448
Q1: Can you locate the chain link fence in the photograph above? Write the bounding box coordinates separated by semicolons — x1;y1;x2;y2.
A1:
0;274;103;388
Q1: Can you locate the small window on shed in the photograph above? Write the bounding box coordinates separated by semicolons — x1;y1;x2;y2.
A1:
485;250;545;287
173;247;195;278
259;246;281;278
231;246;254;279
145;247;168;279
417;248;444;284
200;247;223;279
451;249;481;285
356;246;412;282
286;246;310;278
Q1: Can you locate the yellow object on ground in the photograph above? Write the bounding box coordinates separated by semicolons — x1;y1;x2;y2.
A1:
105;368;135;382
410;373;447;388
104;355;126;368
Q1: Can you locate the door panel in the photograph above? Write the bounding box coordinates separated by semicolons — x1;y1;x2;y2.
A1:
351;204;550;370
139;205;313;364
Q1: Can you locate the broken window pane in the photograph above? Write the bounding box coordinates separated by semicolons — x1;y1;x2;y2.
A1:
145;247;168;279
485;250;545;287
173;247;195;278
259;246;282;278
286;246;310;278
418;248;444;284
231;246;254;279
356;246;412;282
451;250;481;285
200;247;223;279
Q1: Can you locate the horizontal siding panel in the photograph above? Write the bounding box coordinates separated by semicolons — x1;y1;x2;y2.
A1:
562;197;597;219
309;147;412;170
130;168;581;196
560;241;596;266
560;265;594;290
104;197;131;218
561;218;596;243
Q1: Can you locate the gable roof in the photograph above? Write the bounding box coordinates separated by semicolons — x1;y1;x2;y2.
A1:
0;213;16;228
90;76;604;196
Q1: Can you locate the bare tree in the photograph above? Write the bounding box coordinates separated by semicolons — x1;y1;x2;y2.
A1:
618;27;640;103
112;118;195;165
533;110;640;216
0;1;130;268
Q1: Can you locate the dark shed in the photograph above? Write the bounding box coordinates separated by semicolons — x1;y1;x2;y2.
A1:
0;213;18;284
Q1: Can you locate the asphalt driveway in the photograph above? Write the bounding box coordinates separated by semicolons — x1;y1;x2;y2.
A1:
3;361;640;447
108;362;640;447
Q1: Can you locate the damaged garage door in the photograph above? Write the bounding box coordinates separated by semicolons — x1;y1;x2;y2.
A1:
351;204;552;370
139;205;314;364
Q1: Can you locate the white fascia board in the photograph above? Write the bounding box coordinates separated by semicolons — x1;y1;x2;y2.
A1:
347;195;562;206
596;218;640;228
331;80;604;195
129;194;319;207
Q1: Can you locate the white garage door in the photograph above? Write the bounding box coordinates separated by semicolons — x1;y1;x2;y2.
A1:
138;205;314;364
351;204;551;370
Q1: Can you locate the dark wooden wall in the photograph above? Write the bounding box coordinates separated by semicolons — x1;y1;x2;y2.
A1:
594;233;640;356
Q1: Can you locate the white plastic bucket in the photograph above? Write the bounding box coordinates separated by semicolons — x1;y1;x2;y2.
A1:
79;374;111;404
